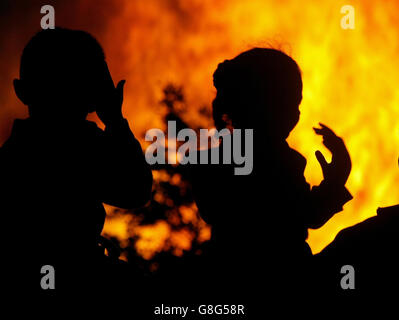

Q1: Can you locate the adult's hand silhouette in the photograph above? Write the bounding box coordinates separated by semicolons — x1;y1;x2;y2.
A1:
314;123;352;186
95;61;126;127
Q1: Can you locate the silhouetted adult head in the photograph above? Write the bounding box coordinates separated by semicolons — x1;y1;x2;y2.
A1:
14;28;108;123
212;48;302;140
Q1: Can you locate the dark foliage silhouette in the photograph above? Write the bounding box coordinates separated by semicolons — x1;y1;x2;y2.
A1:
106;85;213;280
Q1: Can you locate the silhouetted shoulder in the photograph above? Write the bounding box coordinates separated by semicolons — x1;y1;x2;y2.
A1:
285;144;307;172
321;205;399;258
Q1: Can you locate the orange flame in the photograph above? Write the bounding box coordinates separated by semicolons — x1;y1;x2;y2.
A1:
101;0;399;255
1;0;398;258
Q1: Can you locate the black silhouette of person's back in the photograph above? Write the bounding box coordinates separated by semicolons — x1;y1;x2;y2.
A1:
190;48;353;298
319;204;399;292
0;28;152;295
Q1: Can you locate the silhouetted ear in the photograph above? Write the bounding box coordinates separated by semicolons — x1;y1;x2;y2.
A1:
13;79;30;105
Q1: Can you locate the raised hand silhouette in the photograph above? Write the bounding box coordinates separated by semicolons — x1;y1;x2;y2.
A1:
314;123;352;186
94;61;126;127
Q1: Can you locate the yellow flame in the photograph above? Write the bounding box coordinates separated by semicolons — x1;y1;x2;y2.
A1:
99;0;399;255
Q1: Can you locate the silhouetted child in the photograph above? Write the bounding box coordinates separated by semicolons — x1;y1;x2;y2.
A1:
191;48;353;297
0;28;152;295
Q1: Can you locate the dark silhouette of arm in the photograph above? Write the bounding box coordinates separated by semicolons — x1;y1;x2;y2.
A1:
101;118;153;209
91;63;153;209
306;181;353;229
287;146;352;230
307;123;353;228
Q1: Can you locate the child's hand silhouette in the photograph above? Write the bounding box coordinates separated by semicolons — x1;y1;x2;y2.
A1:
313;123;351;186
95;61;126;127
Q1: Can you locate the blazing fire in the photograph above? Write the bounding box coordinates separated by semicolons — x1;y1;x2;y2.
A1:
1;0;398;258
